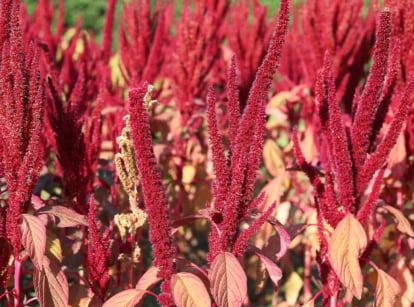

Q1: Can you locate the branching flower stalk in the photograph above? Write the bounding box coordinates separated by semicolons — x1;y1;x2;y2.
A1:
114;114;147;255
0;0;44;303
292;8;414;304
206;0;290;261
85;197;112;301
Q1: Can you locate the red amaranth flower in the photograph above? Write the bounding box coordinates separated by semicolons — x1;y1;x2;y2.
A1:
0;0;44;255
351;9;392;172
292;8;414;303
168;1;223;124
86;197;112;300
206;0;290;261
128;82;176;305
226;0;277;108
118;0;166;86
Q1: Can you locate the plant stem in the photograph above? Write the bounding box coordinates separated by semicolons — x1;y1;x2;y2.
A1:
329;291;338;307
13;258;22;307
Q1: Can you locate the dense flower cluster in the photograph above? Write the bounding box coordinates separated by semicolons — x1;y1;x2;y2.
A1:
0;0;413;306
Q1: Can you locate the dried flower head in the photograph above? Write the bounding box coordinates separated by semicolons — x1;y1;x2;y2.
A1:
114;210;147;242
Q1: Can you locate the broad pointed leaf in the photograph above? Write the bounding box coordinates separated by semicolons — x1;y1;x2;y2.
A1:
382;205;414;237
20;214;46;269
268;219;291;261
103;289;146;307
136;266;162;290
328;213;367;299
33;258;69;307
374;269;401;307
253;252;282;291
171;272;211;307
209;252;247;307
46;231;62;263
104;267;160;306
122;266;163;305
36;205;88;227
263;140;285;177
284;272;303;305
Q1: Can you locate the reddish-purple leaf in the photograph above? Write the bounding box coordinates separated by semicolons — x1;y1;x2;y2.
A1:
209;252;247;307
374;269;401;307
20;214;46;269
254;252;283;291
328;213;367;299
31;195;46;210
33;258;69;307
267;219;291;261
35;205;88;227
171;272;211;307
172;214;206;235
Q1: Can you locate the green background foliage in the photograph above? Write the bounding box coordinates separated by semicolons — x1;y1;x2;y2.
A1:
24;0;376;46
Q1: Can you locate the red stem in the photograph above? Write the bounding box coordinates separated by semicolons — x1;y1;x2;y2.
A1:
329;291;338;307
13;255;27;306
0;291;15;304
23;297;38;306
303;244;312;299
360;257;379;271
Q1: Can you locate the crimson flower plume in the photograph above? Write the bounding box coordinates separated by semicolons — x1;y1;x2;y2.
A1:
128;82;176;305
292;9;414;303
86;197;112;301
207;0;289;261
0;0;44;255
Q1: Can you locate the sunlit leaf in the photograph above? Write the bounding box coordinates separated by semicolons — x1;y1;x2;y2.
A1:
374;269;401;307
182;164;196;185
20;214;46;269
387;132;406;179
172;272;211;307
266;90;294;108
328;213;367;299
382;205;414;237
263;140;285;177
254;173;286;249
284;272;303;305
103;289;146;307
209;252;247;307
104;267;160;306
389;256;414;307
46;231;62;263
33;257;69;307
35;205;88;227
136;266;162;290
